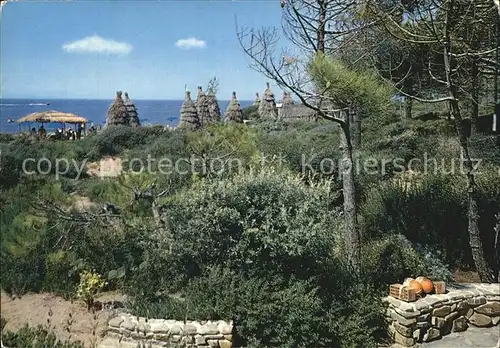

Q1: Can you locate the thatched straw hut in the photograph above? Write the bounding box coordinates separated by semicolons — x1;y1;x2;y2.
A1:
195;86;211;127
106;91;129;127
123;92;141;127
258;82;278;119
224;92;244;123
179;90;200;130
253;93;261;106
204;90;221;124
281;91;294;106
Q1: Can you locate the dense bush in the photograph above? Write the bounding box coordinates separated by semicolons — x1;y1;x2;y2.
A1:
130;168;341;296
362;171;499;269
1;321;84;348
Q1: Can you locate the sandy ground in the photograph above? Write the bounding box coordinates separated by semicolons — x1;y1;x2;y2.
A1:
0;292;120;347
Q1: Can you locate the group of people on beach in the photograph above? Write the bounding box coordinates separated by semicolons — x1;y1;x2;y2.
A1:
30;123;86;141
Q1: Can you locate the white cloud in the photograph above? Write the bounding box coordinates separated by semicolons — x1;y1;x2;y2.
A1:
175;37;206;50
62;35;132;55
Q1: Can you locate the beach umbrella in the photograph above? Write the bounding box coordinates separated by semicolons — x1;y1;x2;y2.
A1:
258;82;278;119
17;110;88;124
123;92;141;127
224;92;244;123
105;91;129;127
179;90;201;130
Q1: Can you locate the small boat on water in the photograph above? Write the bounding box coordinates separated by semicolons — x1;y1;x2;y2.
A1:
28;102;50;106
7;118;14;123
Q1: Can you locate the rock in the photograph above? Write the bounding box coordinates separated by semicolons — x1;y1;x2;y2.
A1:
391;311;417;326
417;313;431;322
447;291;466;300
457;301;470;314
475;302;500;316
207;339;220;347
468;313;493;327
485;295;500;302
433;305;451;317
452;316;468;332
219;340;233;348
394;307;421;319
444;311;459;323
467;296;486;307
121;320;136;331
431;317;446;328
416;321;430;329
137;323;150;334
224;335;233;341
195;335;206;345
466;308;474;319
492;316;500;326
218;322;232;335
422;327;441;342
184;323;198;335
412;328;421;340
450;303;457;312
415;301;430;311
424;295;446;307
198;323;219;335
394;322;414;337
394;331;415;346
168;325;183;335
149;321;169;334
108;316;124;328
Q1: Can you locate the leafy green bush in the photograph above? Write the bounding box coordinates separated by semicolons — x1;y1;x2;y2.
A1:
1;322;84;348
129;168;341;296
242;105;259;120
361;171;499;269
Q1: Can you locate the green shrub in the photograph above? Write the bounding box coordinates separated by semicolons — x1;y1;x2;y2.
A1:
129;168;341;296
242;105;259;120
1;322;84;348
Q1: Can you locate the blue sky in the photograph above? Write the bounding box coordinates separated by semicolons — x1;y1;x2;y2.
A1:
1;0;286;100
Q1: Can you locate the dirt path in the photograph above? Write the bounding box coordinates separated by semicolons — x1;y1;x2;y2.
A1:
1;292;117;347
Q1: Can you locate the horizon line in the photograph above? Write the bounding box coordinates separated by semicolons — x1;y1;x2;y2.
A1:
1;97;255;101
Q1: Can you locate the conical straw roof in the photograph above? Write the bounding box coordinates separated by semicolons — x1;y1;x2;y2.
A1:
123;92;141;127
179;90;200;130
206;89;221;124
279;91;295;120
224;91;244;123
196;86;211;128
258;82;278;119
253;93;261;106
106;91;129;127
281;91;294;106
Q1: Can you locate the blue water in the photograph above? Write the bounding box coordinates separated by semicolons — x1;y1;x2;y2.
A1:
0;98;253;133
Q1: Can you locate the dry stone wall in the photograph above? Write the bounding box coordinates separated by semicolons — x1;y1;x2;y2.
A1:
385;283;500;346
106;314;235;348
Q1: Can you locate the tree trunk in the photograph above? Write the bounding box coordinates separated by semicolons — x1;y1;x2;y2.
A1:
317;0;326;53
339;111;361;271
471;59;479;130
349;108;361;148
403;97;413;118
403;81;413;118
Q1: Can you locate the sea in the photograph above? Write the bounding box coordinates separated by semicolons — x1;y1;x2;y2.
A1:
0;98;254;134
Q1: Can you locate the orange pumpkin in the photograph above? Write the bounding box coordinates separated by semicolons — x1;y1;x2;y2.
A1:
403;277;423;295
416;276;434;294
